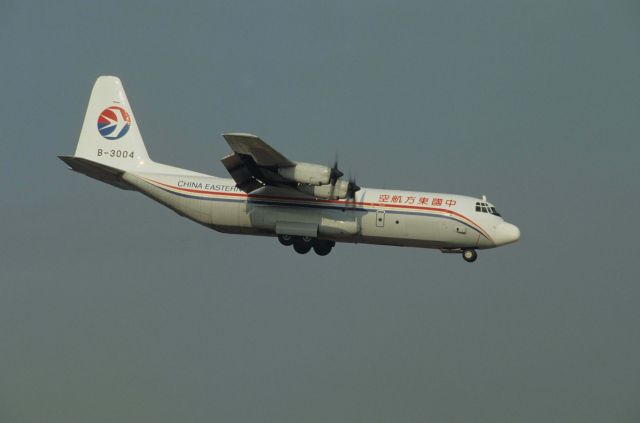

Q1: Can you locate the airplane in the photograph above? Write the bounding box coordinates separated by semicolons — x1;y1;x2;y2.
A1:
60;76;520;263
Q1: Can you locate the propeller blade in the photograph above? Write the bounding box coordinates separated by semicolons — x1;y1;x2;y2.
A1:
328;153;343;199
329;154;343;185
344;175;360;205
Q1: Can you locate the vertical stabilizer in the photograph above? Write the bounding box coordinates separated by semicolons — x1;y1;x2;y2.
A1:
74;76;152;171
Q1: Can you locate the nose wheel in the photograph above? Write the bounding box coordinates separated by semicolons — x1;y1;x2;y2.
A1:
462;248;477;263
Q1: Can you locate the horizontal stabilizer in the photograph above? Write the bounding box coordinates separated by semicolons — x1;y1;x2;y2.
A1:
58;156;133;190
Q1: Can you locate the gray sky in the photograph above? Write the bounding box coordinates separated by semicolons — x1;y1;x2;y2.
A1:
2;0;639;421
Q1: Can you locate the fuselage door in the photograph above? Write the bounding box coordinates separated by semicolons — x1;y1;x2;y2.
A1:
376;210;385;227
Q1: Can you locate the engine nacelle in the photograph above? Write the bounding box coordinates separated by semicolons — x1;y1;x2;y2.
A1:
278;162;331;185
298;180;349;200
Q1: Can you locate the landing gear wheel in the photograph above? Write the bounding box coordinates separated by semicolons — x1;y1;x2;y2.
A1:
313;240;335;256
462;248;477;263
278;234;294;246
293;236;313;254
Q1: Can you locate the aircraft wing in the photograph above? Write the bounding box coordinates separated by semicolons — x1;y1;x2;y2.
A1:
221;133;297;193
220;133;356;200
222;133;295;168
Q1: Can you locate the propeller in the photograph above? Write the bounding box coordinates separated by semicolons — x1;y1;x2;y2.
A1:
329;154;343;185
326;153;359;204
328;153;344;199
344;174;360;206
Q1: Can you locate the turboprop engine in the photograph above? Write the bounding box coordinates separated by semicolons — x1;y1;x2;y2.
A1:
278;162;341;185
298;179;350;199
277;159;358;200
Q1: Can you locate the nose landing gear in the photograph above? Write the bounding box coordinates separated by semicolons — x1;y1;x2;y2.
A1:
462;248;477;263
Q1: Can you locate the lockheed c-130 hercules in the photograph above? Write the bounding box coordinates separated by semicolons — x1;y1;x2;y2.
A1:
60;76;520;262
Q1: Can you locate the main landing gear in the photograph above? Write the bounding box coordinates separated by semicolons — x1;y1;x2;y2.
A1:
278;235;335;256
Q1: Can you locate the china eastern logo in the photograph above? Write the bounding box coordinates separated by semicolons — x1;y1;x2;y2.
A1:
97;106;131;140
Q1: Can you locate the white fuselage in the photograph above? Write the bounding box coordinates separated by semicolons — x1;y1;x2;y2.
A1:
122;170;519;250
61;75;520;260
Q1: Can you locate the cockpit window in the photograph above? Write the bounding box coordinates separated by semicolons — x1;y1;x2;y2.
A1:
475;202;501;216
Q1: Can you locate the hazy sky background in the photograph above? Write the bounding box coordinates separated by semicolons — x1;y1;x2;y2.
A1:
1;1;639;421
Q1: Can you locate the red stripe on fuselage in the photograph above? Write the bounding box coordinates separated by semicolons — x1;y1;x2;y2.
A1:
141;177;493;241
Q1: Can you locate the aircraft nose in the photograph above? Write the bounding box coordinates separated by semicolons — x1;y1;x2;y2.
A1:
494;222;520;246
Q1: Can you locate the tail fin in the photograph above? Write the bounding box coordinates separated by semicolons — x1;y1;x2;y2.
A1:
73;76;151;170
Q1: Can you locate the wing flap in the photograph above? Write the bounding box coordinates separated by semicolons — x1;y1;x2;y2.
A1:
221;154;265;193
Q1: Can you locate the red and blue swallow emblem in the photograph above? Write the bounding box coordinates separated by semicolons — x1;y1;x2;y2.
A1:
97;106;131;140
